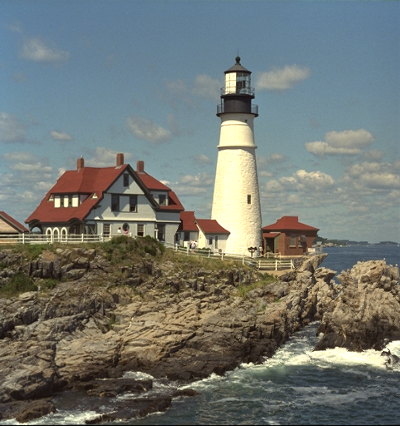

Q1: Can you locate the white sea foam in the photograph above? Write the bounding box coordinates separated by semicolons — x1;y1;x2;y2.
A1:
0;410;103;425
122;370;154;380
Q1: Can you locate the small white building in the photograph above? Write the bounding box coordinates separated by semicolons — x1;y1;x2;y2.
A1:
25;154;184;244
176;211;230;253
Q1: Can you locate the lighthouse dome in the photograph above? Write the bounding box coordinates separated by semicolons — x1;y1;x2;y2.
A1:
224;56;251;74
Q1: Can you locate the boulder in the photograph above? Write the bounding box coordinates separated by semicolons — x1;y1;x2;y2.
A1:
315;260;400;351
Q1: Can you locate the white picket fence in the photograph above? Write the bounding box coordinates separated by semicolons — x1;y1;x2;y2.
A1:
0;233;295;271
163;242;294;270
0;233;111;245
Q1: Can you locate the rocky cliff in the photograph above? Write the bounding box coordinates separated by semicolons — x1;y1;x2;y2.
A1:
0;240;398;423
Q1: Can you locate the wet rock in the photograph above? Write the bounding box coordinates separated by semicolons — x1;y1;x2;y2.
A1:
15;399;56;423
75;378;153;397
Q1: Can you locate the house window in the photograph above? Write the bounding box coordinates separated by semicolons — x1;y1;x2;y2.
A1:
159;194;166;206
111;195;119;212
157;224;165;241
103;224;110;238
123;174;129;187
290;235;297;248
129;195;137;212
137;224;144;237
184;231;190;241
215;236;218;249
247;194;252;204
208;236;213;245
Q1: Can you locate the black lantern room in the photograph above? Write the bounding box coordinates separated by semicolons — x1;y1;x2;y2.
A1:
217;56;258;117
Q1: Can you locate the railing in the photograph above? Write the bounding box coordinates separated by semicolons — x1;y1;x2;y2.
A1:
162;242;294;270
257;258;294;271
0;233;114;245
217;104;258;116
0;234;294;271
220;87;255;96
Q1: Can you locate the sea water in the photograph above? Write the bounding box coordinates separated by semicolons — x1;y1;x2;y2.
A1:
1;245;399;425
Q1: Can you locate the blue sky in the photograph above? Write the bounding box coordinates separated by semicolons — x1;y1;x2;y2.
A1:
1;0;399;243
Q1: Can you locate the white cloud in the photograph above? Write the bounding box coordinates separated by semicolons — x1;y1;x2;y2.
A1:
255;65;311;91
0;112;27;143
173;172;214;196
20;37;70;64
126;116;172;144
85;147;132;168
50;130;73;142
293;169;336;192
359;149;385;163
179;173;214;187
0;151;56;223
305;129;375;158
259;171;274;178
266;153;288;164
344;161;400;191
194;154;213;164
191;74;221;100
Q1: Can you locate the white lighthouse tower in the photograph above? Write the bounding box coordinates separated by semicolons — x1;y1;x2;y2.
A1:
211;56;262;255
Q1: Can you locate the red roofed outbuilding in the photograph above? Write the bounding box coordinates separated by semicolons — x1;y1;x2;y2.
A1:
25;154;184;244
175;211;230;252
262;216;319;256
0;211;29;235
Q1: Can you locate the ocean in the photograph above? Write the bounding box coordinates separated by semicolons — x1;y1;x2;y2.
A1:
1;245;399;425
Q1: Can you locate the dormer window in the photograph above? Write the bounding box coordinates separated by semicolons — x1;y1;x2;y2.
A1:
48;195;54;201
159;195;167;206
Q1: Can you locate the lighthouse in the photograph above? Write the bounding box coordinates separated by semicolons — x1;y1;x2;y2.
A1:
211;56;262;255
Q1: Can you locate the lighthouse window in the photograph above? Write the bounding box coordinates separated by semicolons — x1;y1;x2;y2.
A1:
247;195;252;204
236;73;250;94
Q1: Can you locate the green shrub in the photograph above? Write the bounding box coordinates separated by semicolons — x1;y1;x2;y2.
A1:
42;278;59;290
0;273;37;297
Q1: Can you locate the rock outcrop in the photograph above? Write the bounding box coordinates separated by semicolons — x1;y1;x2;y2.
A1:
1;245;374;423
315;260;400;351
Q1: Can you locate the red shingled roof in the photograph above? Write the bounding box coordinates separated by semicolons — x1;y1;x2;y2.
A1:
262;216;319;232
26;165;128;225
136;172;170;191
195;219;230;234
263;232;281;239
0;211;29;233
135;172;184;211
26;163;184;226
178;211;198;232
161;190;184;211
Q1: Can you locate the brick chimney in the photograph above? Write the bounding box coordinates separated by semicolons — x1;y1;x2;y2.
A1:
137;160;144;173
116;153;124;167
77;156;84;171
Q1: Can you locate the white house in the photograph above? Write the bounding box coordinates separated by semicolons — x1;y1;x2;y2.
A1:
25;153;184;244
176;211;230;253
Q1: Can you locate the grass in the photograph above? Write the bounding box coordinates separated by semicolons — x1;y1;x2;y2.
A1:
102;235;165;263
0;272;37;297
235;273;277;300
